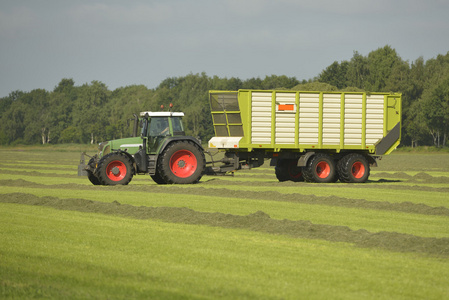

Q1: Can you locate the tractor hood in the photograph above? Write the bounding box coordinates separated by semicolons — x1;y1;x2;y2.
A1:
99;137;143;157
110;137;143;154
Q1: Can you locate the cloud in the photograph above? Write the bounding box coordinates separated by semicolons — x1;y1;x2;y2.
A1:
68;3;174;27
0;6;38;37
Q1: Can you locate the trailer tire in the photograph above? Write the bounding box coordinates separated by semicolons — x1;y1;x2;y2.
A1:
97;152;133;185
275;159;304;182
337;153;370;183
158;141;205;184
302;153;336;183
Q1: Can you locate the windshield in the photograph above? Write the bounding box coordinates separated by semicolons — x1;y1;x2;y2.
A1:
149;117;170;136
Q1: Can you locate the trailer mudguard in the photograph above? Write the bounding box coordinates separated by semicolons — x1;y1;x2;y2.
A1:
375;122;401;155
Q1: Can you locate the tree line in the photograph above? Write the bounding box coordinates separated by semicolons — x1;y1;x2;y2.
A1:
0;45;448;147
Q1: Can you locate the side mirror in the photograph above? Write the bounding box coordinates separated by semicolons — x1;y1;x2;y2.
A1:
141;114;149;138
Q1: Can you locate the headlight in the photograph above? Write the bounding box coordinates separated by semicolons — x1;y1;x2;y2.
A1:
103;145;111;156
98;142;108;151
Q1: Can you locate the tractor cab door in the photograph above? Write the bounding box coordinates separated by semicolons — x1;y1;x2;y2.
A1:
147;117;170;153
170;116;185;136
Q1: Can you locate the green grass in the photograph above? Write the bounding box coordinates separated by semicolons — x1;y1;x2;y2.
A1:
2;203;449;299
1;185;448;238
1;148;449;299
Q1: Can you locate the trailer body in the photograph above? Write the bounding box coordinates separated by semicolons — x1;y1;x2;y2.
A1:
209;89;401;154
207;89;401;182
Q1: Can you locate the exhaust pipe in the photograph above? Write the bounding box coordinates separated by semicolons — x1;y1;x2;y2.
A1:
132;113;139;137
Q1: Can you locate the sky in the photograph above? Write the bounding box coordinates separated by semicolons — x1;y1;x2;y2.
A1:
1;0;449;98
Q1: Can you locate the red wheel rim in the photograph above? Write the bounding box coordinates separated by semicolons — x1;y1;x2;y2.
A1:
170;150;197;178
351;161;365;179
106;160;127;181
316;161;330;178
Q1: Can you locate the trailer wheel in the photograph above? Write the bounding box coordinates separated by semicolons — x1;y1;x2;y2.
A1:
97;152;133;185
158;141;205;184
337;153;370;183
302;153;336;183
275;159;304;182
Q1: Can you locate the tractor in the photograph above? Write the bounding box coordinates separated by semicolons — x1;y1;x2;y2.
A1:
79;107;206;185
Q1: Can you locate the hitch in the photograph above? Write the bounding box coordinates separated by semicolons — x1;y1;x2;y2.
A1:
78;152;88;176
78;152;97;176
204;151;240;176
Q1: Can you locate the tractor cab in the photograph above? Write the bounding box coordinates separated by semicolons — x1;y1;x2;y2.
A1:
139;111;185;154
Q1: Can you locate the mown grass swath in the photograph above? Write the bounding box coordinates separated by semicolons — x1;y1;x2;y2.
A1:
1;147;449;299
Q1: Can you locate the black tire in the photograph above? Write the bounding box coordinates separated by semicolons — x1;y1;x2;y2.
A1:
302;153;336;183
150;171;167;184
337;153;370;183
158;141;205;184
97;152;134;185
87;171;101;185
87;157;101;185
275;159;304;182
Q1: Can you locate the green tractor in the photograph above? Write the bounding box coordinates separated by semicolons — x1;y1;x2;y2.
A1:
79;109;206;185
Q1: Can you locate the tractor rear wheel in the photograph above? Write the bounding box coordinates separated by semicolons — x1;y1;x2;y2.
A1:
275;159;304;182
97;152;134;185
150;171;167;184
302;153;336;183
158;141;205;184
337;153;370;183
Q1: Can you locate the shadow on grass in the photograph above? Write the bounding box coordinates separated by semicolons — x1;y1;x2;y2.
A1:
2;179;449;217
2;193;449;258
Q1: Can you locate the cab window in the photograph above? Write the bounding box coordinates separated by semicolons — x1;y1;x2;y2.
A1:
171;117;184;135
149;117;170;136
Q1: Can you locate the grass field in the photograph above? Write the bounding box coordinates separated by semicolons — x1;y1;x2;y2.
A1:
1;146;449;299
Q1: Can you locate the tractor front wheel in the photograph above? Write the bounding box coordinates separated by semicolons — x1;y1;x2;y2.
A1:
158;141;205;184
97;152;134;185
87;157;101;185
87;171;101;185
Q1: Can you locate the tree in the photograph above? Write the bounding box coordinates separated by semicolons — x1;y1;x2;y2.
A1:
291;82;338;91
319;61;349;89
420;76;449;147
60;126;82;143
404;101;429;147
365;46;405;92
2;102;27;144
54;78;75;94
346;51;369;89
11;89;50;144
261;75;299;90
72;81;110;144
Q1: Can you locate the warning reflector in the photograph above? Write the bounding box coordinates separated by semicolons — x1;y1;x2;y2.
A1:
278;104;294;111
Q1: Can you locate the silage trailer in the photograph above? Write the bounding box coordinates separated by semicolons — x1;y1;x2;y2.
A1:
207;89;401;183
